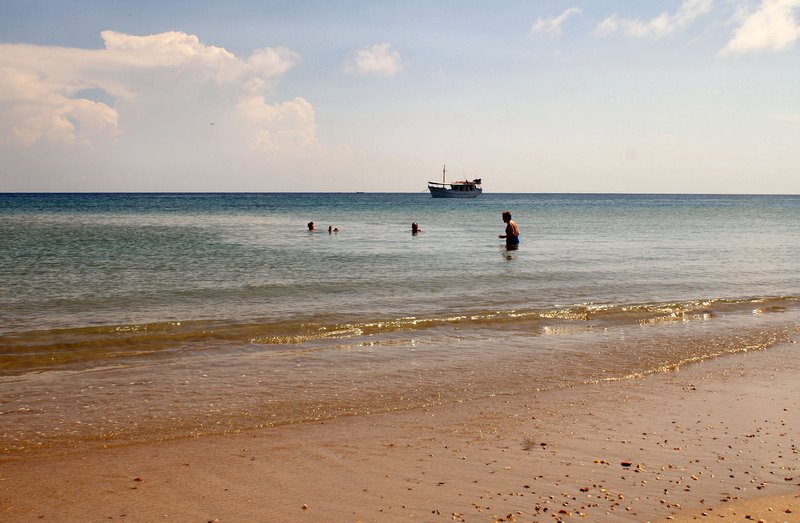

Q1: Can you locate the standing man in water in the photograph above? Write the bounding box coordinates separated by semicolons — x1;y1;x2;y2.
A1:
499;211;520;250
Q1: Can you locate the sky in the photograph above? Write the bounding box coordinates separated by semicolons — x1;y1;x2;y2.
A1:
0;0;798;193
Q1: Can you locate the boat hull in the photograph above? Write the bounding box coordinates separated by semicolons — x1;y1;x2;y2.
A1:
428;184;482;198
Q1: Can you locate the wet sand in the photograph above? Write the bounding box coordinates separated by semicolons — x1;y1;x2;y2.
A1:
2;340;798;522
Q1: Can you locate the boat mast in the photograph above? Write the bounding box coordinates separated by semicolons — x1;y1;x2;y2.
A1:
442;164;446;184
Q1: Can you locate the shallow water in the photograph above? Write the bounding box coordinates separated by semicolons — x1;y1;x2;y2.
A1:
1;193;799;455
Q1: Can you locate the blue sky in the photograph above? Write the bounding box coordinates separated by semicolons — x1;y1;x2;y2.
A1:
1;0;798;193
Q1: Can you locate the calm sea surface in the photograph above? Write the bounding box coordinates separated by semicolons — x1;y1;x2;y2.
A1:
1;193;799;455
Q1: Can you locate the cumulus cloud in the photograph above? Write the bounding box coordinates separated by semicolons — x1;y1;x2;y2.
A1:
345;43;404;77
596;0;714;39
722;0;800;54
237;95;316;150
0;45;121;147
101;30;235;67
531;7;582;37
0;30;312;152
247;46;301;78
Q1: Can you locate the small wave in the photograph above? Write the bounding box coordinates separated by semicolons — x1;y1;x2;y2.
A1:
1;295;798;375
753;305;788;314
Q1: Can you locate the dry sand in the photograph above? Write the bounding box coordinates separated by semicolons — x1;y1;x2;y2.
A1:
2;341;799;522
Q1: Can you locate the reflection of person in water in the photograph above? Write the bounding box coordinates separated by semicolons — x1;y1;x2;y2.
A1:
498;211;519;250
411;222;421;234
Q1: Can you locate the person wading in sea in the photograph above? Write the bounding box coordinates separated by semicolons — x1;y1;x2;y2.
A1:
499;211;519;250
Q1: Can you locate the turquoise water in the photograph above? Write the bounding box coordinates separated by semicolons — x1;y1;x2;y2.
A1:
1;193;799;455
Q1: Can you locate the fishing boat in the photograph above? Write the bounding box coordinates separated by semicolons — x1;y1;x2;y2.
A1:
427;165;482;198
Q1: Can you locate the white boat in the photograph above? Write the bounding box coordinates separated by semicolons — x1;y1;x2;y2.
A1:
427;165;482;198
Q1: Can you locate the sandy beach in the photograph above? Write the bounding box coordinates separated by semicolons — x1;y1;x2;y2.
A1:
2;339;799;522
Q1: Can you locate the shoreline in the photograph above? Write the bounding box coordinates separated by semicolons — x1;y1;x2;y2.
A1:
2;341;799;522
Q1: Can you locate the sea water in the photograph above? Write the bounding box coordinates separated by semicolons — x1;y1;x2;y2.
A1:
1;193;799;455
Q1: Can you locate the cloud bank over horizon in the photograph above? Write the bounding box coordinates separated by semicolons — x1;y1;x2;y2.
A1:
0;30;326;190
0;30;313;150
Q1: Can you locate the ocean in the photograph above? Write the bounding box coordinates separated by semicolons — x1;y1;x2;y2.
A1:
1;192;799;456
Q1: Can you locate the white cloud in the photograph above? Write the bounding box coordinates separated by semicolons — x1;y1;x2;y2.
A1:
531;7;582;37
722;0;800;54
595;0;714;39
0;31;312;153
0;51;121;147
101;30;235;67
237;95;316;150
345;43;404;77
247;46;301;78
